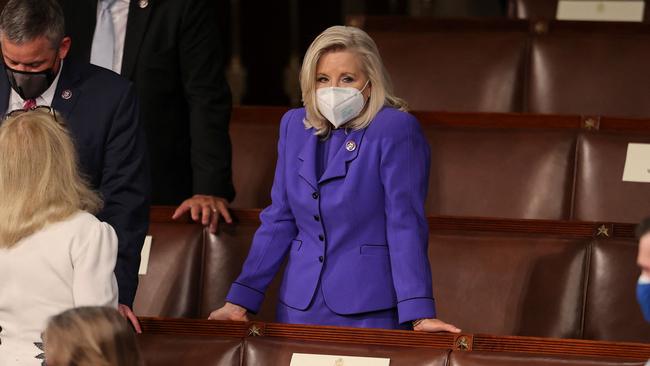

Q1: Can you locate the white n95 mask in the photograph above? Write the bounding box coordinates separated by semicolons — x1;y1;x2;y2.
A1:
316;81;369;128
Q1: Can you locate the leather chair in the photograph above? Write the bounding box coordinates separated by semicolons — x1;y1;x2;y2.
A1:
528;32;650;118
428;231;588;338
583;238;650;342
198;219;283;322
508;0;557;19
138;334;242;366
449;350;645;366
370;28;527;112
242;337;450;366
573;133;650;223
424;127;575;219
133;222;204;317
229;120;278;209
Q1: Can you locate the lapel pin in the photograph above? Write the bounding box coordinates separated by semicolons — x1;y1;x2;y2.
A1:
139;0;149;8
345;140;356;152
61;89;72;100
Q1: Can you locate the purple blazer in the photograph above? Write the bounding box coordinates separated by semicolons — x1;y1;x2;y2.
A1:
226;107;435;324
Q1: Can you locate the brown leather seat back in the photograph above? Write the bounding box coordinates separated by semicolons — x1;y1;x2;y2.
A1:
138;334;241;366
529;33;650;118
429;231;588;338
133;222;204;317
449;350;644;366
508;0;557;19
573;133;650;223
199;219;283;322
243;337;450;366
583;238;650;342
370;29;527;112
230;121;279;209
424;127;575;219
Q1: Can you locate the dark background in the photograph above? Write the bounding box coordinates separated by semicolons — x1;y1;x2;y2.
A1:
215;0;509;106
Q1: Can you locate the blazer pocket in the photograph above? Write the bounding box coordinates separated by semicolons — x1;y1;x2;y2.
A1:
291;239;303;252
360;244;389;256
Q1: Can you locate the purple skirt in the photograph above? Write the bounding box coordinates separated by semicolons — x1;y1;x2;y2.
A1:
275;280;411;330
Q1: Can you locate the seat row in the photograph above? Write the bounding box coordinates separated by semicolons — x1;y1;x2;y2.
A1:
134;207;650;343
346;16;650;118
229;107;650;224
135;318;650;366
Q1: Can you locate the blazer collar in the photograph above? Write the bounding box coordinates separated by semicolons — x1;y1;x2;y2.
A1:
298;127;367;189
121;0;153;79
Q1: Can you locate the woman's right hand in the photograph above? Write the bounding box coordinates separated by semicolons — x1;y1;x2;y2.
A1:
208;302;249;321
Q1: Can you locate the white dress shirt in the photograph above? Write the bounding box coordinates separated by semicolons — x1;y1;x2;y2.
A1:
7;61;63;111
91;0;130;73
0;211;118;366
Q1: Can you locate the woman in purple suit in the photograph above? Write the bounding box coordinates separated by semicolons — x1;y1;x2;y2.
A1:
209;25;459;332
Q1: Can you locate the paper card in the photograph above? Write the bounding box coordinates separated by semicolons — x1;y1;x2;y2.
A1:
290;353;390;366
622;143;650;183
557;1;645;22
138;235;153;275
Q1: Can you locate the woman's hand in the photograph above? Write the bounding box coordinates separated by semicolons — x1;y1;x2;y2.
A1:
208;302;249;322
413;318;461;333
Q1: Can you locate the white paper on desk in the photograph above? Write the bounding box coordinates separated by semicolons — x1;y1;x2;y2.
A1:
138;235;153;275
290;353;390;366
557;1;645;22
622;143;650;183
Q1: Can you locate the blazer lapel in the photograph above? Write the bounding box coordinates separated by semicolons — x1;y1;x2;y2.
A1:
0;66;10;116
318;128;366;184
297;132;319;190
51;62;82;120
121;0;153;79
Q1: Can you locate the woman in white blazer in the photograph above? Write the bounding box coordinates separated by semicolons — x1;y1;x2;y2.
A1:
0;108;118;366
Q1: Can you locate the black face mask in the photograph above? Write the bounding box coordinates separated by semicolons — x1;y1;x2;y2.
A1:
4;62;57;100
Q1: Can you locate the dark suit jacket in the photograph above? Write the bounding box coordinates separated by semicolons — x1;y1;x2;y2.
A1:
62;0;234;204
0;61;150;307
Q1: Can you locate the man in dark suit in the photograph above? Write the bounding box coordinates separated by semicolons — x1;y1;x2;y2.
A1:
61;0;235;233
0;0;149;328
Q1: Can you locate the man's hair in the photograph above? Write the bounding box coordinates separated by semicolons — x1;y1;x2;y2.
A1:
0;0;65;48
637;217;650;239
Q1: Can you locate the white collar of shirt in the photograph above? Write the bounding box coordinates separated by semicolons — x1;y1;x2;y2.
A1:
94;0;130;73
8;60;64;111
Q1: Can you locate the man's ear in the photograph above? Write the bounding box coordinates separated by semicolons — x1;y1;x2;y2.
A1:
58;36;71;59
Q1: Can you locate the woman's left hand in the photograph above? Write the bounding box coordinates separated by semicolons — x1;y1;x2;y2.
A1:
413;318;461;333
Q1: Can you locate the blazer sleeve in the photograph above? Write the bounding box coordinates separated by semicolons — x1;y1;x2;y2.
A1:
226;110;298;312
96;83;151;307
179;0;235;201
379;113;436;324
71;219;119;308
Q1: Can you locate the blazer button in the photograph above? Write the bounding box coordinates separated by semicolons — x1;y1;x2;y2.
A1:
312;192;319;199
314;215;320;222
318;234;324;241
318;256;324;263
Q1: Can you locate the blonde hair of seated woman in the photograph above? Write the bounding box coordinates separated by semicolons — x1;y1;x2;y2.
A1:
44;306;144;366
0;109;102;247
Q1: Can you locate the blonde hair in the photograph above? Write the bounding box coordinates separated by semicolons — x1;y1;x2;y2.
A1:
0;109;102;248
44;306;144;366
300;25;407;136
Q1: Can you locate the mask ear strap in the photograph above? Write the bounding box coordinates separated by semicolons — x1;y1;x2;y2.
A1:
359;79;370;93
